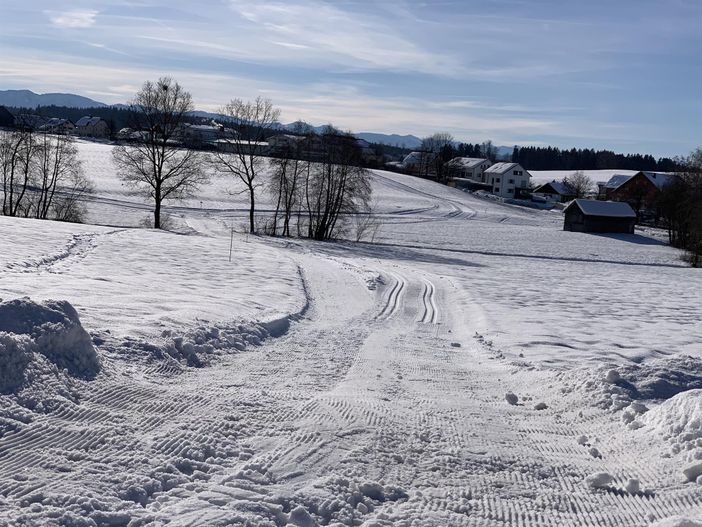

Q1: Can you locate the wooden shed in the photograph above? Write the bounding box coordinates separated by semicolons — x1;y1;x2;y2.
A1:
563;199;636;233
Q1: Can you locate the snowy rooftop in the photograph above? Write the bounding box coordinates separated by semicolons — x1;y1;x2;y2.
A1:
642;171;677;189
75;116;103;127
567;199;636;217
605;171;677;191
534;180;573;195
447;157;488;169
402;151;425;165
485;162;518;174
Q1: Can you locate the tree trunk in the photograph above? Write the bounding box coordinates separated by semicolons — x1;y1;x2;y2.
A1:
249;186;255;234
154;183;162;229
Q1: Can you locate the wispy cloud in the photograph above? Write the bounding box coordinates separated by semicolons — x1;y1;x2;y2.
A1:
48;9;98;29
226;0;465;77
1;0;699;156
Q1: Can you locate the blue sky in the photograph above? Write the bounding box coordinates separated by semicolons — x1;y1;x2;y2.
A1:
1;0;700;156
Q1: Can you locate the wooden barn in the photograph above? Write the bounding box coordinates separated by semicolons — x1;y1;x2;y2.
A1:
563;199;636;233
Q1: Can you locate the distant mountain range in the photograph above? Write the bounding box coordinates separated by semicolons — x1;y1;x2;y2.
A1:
0;89;510;153
0;89;107;109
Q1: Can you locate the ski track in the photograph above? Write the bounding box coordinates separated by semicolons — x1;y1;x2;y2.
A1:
420;278;438;324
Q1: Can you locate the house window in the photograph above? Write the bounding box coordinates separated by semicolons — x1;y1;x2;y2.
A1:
509;179;514;184
496;178;500;183
507;188;513;193
513;170;522;175
494;187;499;192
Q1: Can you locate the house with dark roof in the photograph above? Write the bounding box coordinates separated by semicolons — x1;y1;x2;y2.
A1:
0;106;14;128
532;180;577;203
604;171;678;218
563;199;636;233
39;118;75;134
483;162;532;198
401;150;435;177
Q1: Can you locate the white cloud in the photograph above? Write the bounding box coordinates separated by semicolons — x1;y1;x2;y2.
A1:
48;9;98;29
225;0;465;77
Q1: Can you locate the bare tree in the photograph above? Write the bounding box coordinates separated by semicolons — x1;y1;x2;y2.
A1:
1;129;35;217
659;148;702;265
353;201;381;242
305;130;371;240
421;132;455;183
481;140;497;161
112;77;207;229
269;146;308;237
563;170;593;199
32;132;87;220
211;97;281;233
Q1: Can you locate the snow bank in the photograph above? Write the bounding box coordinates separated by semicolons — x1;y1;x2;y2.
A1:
650;517;702;527
0;298;100;392
559;355;702;412
113;318;293;369
641;390;702;448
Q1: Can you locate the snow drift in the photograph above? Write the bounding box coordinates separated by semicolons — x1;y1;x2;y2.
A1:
641;389;702;446
0;298;100;394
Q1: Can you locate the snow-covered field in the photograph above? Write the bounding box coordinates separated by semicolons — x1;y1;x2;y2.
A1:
0;140;700;526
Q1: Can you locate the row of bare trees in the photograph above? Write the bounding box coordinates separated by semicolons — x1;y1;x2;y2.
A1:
113;77;373;241
1;129;92;222
266;129;372;240
658;149;702;265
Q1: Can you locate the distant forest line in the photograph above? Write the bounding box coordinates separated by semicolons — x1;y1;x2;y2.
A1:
4;104;681;172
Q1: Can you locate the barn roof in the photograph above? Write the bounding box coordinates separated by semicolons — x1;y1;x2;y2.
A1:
566;199;636;218
604;174;633;189
402;151;431;165
605;171;676;191
534;180;573;196
641;171;677;189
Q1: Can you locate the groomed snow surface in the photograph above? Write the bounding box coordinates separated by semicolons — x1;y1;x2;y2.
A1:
0;141;700;526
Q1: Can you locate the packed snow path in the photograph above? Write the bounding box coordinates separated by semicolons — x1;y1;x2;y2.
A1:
1;249;700;525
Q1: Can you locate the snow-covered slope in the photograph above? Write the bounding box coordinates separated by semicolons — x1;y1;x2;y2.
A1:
0;140;699;526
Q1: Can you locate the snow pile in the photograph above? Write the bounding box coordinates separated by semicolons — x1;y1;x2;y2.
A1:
558;355;702;412
650;517;702;527
114;320;282;368
0;298;100;382
585;471;613;489
640;390;702;450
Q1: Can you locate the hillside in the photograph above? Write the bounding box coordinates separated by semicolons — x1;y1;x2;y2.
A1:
0;89;107;109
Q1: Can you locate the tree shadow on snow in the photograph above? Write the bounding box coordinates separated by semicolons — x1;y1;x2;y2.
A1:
318;241;484;268
592;233;667;246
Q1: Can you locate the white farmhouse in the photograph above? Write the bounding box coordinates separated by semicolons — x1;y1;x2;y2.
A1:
445;157;492;182
75;116;110;138
483;162;532;198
